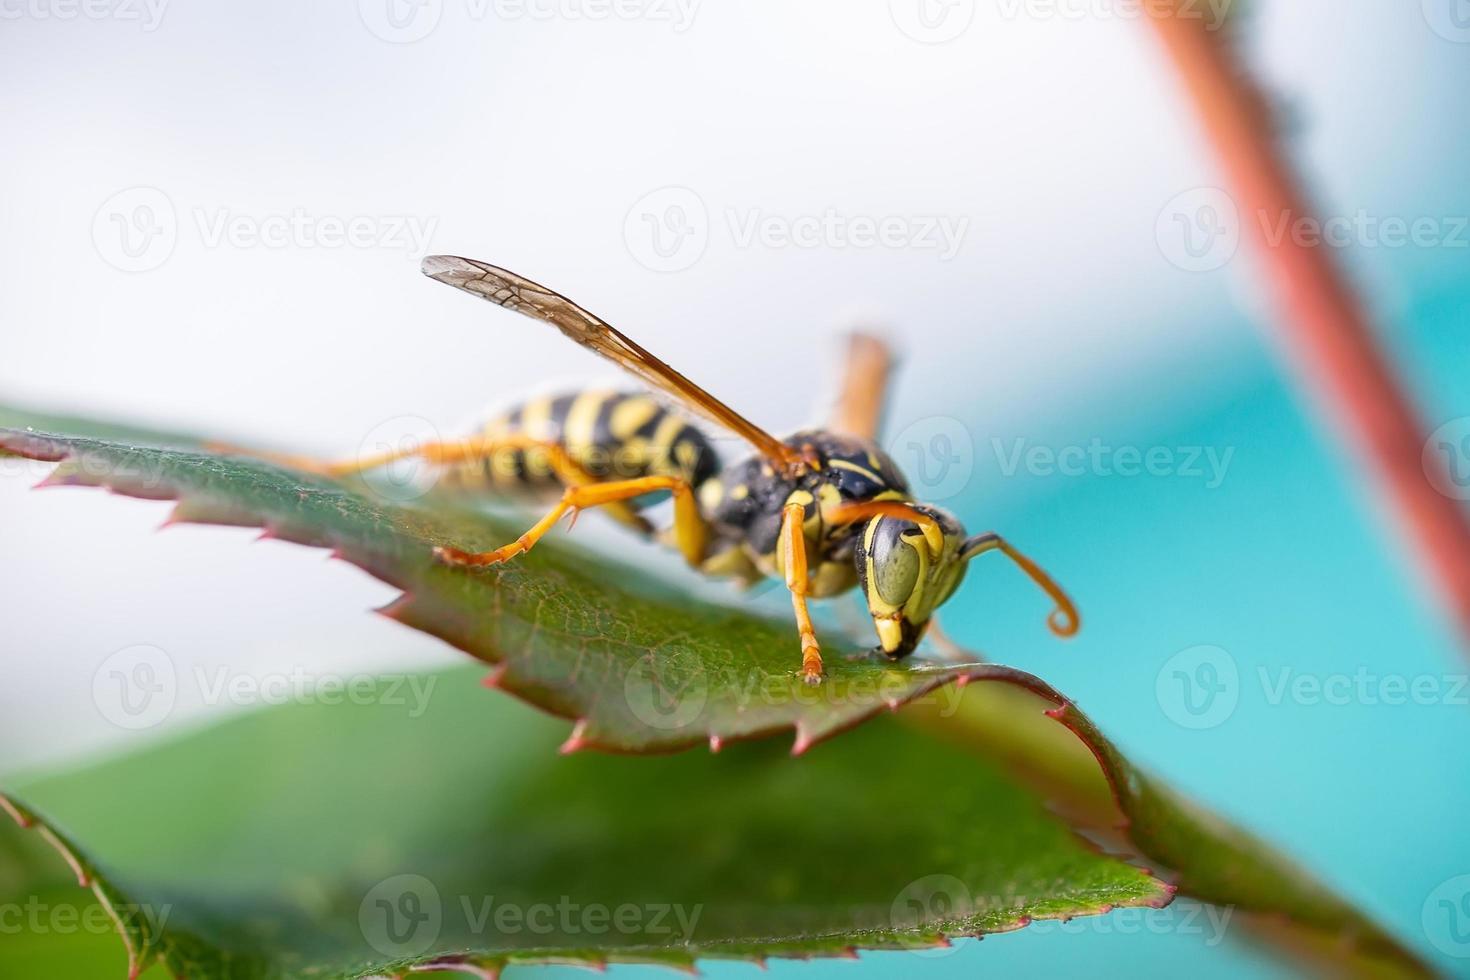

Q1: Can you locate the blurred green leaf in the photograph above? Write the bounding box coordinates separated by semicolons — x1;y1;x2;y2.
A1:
2;668;1169;978
904;683;1433;978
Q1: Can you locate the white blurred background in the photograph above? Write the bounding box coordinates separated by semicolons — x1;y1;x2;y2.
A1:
2;0;1466;775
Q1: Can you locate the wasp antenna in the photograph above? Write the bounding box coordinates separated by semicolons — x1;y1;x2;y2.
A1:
962;533;1080;638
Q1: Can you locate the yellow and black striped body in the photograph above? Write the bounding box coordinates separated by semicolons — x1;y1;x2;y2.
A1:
444;397;913;603
445;391;723;521
703;430;912;595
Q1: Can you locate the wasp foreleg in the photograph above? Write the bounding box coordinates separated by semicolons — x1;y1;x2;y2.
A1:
779;502;825;685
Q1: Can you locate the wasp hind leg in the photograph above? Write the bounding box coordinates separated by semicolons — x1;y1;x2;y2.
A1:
827;333;893;440
210;434;650;533
779;503;825;686
435;475;709;569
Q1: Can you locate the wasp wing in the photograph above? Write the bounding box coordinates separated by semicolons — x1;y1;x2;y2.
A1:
421;255;799;470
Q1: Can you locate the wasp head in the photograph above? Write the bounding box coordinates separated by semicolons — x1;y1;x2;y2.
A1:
853;505;974;658
851;502;1080;658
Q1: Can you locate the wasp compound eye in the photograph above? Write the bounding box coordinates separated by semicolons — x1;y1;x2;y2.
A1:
859;516;923;607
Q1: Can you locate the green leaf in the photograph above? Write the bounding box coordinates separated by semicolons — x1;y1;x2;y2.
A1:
0;423;1033;755
2;668;1171;979
0;408;1434;976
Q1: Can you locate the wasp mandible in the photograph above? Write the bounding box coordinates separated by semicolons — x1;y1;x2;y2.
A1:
305;256;1079;684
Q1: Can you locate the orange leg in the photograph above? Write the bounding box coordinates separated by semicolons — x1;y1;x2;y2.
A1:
435;475;709;569
210;434;589;483
320;434;582;481
780;502;824;685
210;434;651;533
825;500;945;556
827;333;893;440
327;435;650;528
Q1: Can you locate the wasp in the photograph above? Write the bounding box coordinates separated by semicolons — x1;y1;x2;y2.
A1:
296;256;1079;684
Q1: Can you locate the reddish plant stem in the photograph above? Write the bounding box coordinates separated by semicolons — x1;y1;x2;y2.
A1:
1145;10;1470;644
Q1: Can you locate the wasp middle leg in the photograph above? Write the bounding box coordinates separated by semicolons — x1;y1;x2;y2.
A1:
434;475;709;569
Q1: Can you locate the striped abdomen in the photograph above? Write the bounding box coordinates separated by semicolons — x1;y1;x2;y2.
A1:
448;390;722;500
